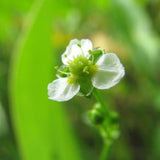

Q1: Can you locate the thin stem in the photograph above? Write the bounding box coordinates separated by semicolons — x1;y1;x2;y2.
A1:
99;143;111;160
93;88;109;115
93;88;111;160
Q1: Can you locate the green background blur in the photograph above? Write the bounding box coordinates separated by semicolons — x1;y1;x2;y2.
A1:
0;0;160;160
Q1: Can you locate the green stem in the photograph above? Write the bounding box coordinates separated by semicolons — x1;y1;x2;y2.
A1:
93;88;109;115
93;88;111;160
99;142;111;160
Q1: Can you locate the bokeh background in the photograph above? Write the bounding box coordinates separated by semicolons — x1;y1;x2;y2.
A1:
0;0;160;160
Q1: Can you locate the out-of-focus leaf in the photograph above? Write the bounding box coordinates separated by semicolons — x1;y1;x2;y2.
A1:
135;0;149;6
108;0;159;74
0;102;8;136
92;0;110;10
9;0;81;160
151;125;160;160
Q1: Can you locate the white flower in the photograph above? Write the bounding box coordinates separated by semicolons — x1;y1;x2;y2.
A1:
48;39;125;102
61;39;92;65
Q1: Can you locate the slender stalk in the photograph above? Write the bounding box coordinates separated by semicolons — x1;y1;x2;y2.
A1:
99;142;111;160
93;88;109;115
93;88;111;160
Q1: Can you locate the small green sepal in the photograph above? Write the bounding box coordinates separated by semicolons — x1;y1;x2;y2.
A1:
89;47;104;63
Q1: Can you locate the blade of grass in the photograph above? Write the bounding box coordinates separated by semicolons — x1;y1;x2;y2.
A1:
108;0;159;74
9;0;81;160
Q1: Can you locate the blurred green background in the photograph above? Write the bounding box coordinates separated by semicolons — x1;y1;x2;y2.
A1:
0;0;160;160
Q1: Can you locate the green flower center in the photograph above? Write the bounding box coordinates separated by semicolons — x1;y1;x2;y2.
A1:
67;55;98;84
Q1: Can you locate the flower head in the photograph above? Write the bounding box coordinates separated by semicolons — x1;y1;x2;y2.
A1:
48;39;125;102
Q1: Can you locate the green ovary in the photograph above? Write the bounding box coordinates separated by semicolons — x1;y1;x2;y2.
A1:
67;55;98;84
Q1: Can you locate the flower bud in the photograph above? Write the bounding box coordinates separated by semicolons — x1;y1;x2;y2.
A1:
88;110;104;125
88;103;105;125
109;111;119;124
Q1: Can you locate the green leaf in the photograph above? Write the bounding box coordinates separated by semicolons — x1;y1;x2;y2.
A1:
9;0;81;160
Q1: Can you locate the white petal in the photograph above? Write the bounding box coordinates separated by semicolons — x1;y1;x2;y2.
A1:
48;78;80;102
62;39;82;65
92;53;125;89
80;39;93;58
61;39;92;65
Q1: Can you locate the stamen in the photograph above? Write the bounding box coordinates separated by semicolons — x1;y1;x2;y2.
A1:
80;47;85;56
57;70;70;75
67;77;77;84
91;54;94;63
83;66;89;74
89;50;92;54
